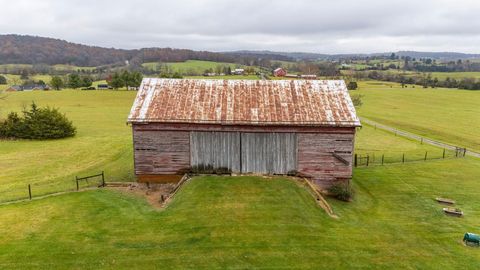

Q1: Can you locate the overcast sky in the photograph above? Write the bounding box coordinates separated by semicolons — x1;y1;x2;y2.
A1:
1;0;479;53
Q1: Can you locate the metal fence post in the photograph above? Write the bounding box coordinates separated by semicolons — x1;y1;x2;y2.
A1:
28;184;32;200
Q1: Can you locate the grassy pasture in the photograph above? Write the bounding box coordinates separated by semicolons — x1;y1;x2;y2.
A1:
52;64;96;71
1;79;480;268
1;160;480;269
356;81;480;152
354;124;456;162
142;60;243;75
0;90;137;202
377;70;480;80
185;75;260;80
0;88;448;202
0;84;474;201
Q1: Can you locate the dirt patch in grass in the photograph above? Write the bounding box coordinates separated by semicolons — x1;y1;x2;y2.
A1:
107;183;175;209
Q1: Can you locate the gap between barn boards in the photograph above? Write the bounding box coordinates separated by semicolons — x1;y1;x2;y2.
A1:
359;117;480;158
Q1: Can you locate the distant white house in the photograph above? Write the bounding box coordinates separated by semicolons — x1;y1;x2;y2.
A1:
233;68;245;75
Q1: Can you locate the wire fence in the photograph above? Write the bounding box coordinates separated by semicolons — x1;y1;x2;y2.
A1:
354;148;466;167
0;171;106;204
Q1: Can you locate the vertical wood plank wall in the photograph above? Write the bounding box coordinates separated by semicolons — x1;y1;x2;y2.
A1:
241;133;297;174
190;132;297;174
190;132;241;172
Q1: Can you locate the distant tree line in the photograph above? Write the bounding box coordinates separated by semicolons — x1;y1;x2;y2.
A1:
48;74;94;90
356;71;480;90
107;70;143;89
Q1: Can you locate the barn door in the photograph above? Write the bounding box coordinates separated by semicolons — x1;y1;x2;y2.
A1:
190;132;241;172
240;133;297;174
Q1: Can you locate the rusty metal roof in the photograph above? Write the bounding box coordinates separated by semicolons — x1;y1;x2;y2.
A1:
127;78;361;127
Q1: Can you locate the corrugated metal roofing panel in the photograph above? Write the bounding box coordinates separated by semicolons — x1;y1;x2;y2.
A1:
127;78;361;127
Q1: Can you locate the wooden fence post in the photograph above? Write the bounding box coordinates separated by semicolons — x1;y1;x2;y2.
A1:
421;138;423;144
76;176;79;191
354;154;358;167
101;171;105;187
402;153;405;163
443;149;446;159
424;151;428;161
28;184;32;200
366;155;370;167
463;148;467;157
381;154;384;165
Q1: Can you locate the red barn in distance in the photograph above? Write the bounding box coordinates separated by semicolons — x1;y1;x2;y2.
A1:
273;67;287;77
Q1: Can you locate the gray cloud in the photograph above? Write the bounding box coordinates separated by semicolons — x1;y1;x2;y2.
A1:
0;0;479;53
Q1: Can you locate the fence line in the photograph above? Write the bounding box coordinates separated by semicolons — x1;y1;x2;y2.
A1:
354;148;464;167
0;171;106;205
360;118;479;158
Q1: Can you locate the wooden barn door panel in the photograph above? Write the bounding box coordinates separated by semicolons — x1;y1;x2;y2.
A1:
241;133;297;174
190;132;241;172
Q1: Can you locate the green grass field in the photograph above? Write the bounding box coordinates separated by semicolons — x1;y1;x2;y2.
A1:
0;90;137;202
1;82;480;268
356;81;480;152
355;123;456;163
1;159;479;269
0;88;450;202
142;60;244;75
376;70;480;80
185;75;260;80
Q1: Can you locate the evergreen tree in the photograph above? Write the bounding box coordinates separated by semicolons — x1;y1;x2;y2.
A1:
109;72;124;89
67;74;82;89
0;102;76;139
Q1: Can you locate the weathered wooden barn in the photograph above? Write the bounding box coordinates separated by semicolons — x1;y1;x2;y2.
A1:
127;79;361;189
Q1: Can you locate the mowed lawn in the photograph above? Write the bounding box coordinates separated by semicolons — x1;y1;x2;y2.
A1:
0;90;137;202
355;81;480;152
1;159;480;269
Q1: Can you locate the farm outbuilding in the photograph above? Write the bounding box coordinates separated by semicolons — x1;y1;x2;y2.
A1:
127;79;361;189
273;67;287;77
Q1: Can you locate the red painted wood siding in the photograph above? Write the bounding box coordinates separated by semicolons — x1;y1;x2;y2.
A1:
133;129;190;175
297;133;355;187
132;123;356;188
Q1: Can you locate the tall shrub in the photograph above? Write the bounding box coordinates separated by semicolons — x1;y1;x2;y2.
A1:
0;102;76;140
